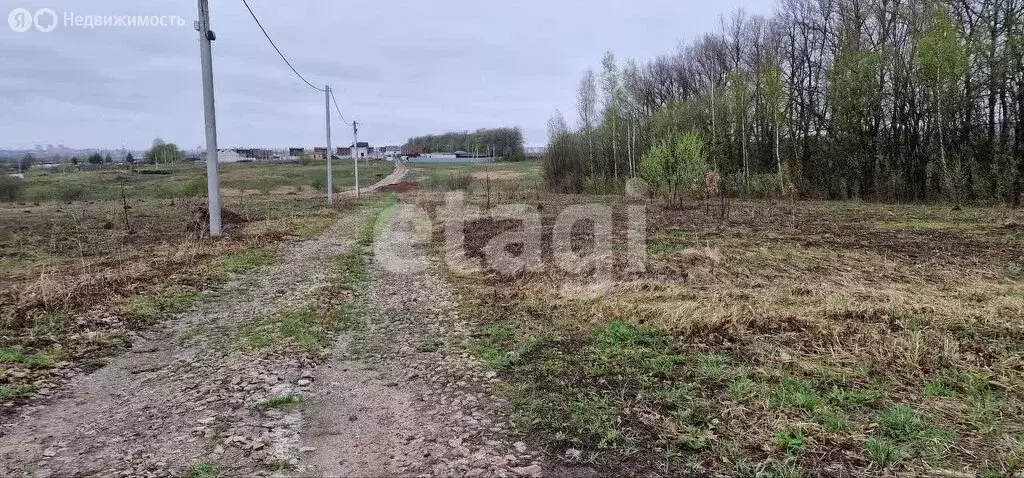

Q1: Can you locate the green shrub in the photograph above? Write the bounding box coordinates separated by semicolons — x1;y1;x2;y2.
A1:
311;176;339;193
0;175;26;202
640;131;710;204
56;184;87;202
428;171;472;191
156;179;207;198
542;131;584;193
748;173;783;199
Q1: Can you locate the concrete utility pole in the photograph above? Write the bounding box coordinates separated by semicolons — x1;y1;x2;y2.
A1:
197;0;222;236
325;84;333;204
353;121;360;199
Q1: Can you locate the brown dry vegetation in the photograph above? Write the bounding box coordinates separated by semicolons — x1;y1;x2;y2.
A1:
406;164;1024;476
0;163;375;411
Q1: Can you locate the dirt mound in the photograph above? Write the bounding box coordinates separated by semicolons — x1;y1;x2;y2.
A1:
379;181;420;193
188;205;247;232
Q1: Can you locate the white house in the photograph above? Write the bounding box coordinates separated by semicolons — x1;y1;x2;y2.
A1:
351;142;371;159
214;149;245;163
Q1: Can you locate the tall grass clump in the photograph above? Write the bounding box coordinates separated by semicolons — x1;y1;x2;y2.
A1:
156;178;207;199
55;184;87;202
0;176;26;202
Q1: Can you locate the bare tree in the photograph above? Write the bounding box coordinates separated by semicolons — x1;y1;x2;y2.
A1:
577;69;598;174
601;51;623;180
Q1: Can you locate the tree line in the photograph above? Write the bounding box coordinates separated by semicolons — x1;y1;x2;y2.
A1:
546;0;1024;204
406;128;526;160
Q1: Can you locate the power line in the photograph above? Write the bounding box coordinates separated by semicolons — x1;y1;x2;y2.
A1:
329;88;351;126
240;0;324;93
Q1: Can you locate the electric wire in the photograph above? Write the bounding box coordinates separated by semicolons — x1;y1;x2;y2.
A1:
240;0;325;93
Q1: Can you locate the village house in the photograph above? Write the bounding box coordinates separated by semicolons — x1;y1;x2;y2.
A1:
350;142;371;159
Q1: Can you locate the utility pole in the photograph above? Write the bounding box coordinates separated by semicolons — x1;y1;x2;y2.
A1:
352;121;360;199
196;0;222;236
325;84;333;203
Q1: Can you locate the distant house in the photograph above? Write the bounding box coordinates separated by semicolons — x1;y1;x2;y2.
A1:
337;147;351;157
351;142;371;159
288;147;305;159
215;149;245;163
235;148;274;161
379;145;402;160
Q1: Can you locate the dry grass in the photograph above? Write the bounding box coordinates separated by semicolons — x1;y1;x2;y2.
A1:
0;164;386;411
470;171;525;181
413;171;1024;476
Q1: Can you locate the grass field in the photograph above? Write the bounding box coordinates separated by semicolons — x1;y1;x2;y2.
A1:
0;159;393;409
404;161;1024;476
4;157;1023;475
16;159;393;203
405;159;542;192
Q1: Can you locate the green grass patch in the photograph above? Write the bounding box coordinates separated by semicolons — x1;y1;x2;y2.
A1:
872;405;956;465
729;377;757;401
257;393;302;411
186;460;221;478
243;307;330;354
0;347;24;362
293;217;334;238
332;249;369;292
369;198;400;244
812;405;851;432
865;436;905;468
774;427;808;454
0;346;66;369
130;285;203;324
694;352;731;381
219;248;276;274
826;385;882;407
31;310;72;337
0;385;35;399
872;219;978;232
328;301;367;332
479;340;540;371
876;405;927;436
478;319;707;457
509;390;629;450
924;376;957;397
770;378;823;411
155;178;207;199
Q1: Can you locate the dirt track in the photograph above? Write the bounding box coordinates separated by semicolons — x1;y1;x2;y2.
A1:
0;163;549;477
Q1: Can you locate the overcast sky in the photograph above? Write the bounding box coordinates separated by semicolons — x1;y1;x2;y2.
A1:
0;0;773;150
